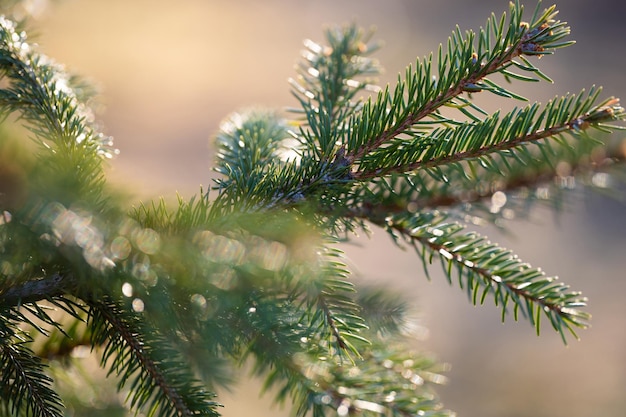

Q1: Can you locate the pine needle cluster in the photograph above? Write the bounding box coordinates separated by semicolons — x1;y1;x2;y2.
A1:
0;2;624;416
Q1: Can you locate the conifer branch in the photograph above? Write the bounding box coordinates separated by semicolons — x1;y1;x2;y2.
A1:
0;17;113;157
375;212;589;341
313;246;369;358
346;126;626;232
0;16;115;212
87;299;220;417
316;294;350;351
353;95;623;180
290;25;381;158
0;322;64;417
380;137;625;214
344;1;570;165
247;320;450;417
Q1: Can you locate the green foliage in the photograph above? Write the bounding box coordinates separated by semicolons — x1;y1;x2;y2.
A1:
0;1;624;417
0;320;64;416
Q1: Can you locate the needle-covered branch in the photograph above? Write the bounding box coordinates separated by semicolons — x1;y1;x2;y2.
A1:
354;92;623;180
0;17;114;157
343;2;573;167
0;320;64;417
290;25;382;159
373;211;590;343
87;299;221;417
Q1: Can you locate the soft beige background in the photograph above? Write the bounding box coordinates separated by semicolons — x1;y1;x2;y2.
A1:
31;1;626;416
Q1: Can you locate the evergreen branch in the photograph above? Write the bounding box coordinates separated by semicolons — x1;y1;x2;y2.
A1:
355;288;412;337
343;2;571;163
232;249;445;416
347;113;626;224
424;136;624;213
87;299;220;417
141;203;371;374
0;321;64;417
201;228;370;362
372;212;590;343
290;25;381;157
211;110;317;212
132;199;368;365
0;16;115;211
35;316;92;362
214;109;289;184
0;2;623;415
316;293;349;351
306;246;369;360
287;295;449;416
353;92;624;180
0;17;114;158
333;346;451;417
245;312;449;417
284;342;451;417
0;273;84;343
224;288;321;416
211;110;355;214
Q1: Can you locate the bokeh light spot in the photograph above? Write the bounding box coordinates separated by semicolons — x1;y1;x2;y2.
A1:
133;228;160;254
132;298;144;313
122;282;133;297
110;236;131;260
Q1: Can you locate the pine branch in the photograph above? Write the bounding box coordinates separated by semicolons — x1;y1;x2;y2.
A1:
327;345;450;417
289;293;450;417
303;246;369;360
244;306;450;417
35;316;92;362
0;321;64;417
0;1;624;416
273;2;621;348
290;25;382;158
353;93;623;180
214;110;289;185
347;127;626;236
87;299;220;417
344;2;570;165
210;3;624;227
0;17;113;156
0;16;115;211
371;211;590;342
212;109;308;211
211;111;357;216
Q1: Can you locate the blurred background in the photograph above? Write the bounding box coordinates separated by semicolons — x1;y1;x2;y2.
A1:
23;0;626;416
